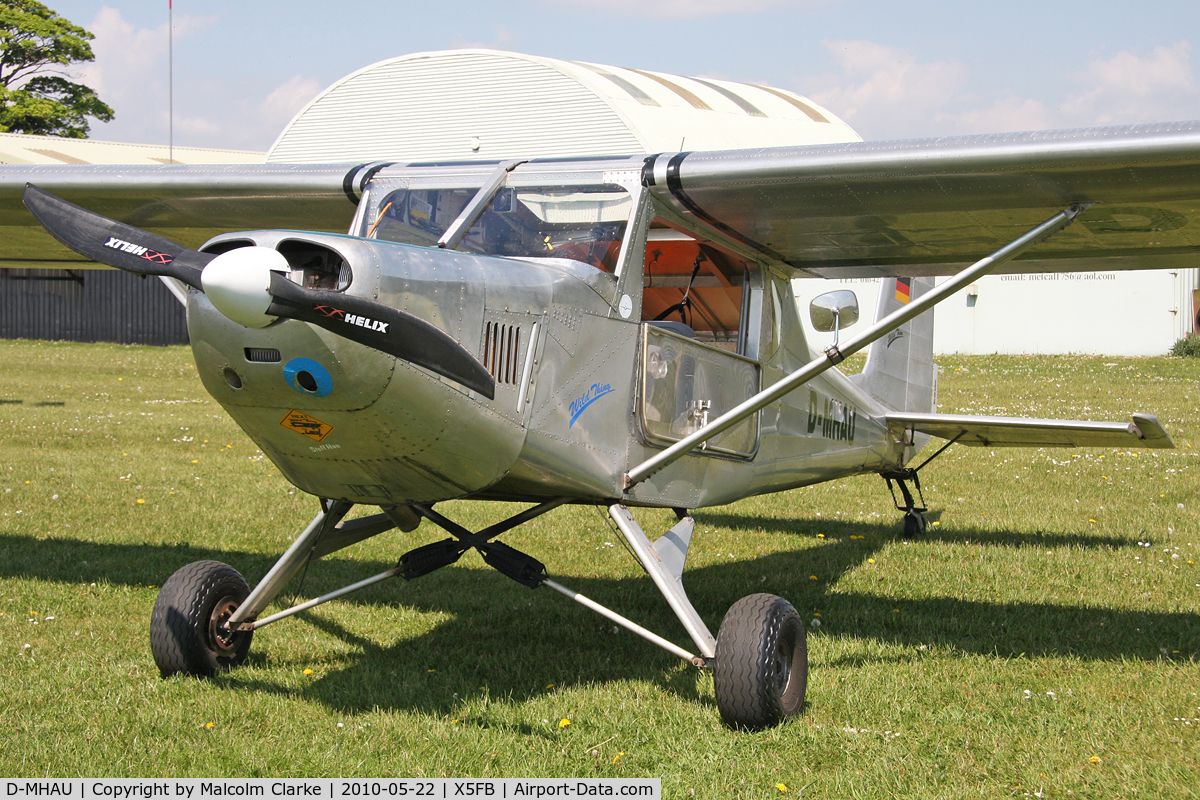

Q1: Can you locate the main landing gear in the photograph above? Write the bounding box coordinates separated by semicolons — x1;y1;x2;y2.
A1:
148;499;806;730
150;560;253;676
713;594;807;730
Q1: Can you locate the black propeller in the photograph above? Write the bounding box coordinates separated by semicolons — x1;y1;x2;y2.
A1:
22;184;496;399
22;183;212;290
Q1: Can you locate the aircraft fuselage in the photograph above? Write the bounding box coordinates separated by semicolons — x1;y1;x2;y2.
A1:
188;227;906;510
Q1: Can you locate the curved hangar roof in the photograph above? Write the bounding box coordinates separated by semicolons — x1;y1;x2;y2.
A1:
266;49;859;164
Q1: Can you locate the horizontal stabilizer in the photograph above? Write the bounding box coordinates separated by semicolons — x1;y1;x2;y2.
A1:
886;411;1173;449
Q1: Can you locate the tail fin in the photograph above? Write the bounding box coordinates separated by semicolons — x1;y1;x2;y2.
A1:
851;277;937;414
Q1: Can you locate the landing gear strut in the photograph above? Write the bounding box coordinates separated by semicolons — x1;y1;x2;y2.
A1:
606;506;807;729
880;430;961;538
882;469;928;539
147;499;807;730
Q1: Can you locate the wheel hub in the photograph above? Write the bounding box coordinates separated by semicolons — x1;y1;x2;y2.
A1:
772;632;794;692
208;596;242;654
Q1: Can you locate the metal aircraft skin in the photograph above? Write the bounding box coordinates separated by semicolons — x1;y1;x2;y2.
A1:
3;119;1197;730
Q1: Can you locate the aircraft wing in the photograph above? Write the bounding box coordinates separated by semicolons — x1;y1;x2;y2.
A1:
886;411;1173;449
5;121;1200;275
643;121;1200;277
0;163;373;269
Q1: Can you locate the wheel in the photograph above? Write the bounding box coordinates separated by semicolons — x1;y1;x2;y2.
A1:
150;560;253;677
712;593;807;731
903;509;927;539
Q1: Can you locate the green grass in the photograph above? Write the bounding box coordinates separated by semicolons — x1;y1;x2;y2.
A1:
1;340;1198;797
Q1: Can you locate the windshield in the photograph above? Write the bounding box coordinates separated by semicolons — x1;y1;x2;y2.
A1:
365;187;475;246
367;184;632;272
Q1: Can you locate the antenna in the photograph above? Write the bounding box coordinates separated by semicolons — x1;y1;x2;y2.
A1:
168;0;173;164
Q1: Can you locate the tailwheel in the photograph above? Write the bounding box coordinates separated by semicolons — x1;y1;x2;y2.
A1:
712;593;807;731
903;508;928;539
150;560;254;677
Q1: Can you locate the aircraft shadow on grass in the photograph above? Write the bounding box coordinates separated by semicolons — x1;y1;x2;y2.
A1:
0;513;1195;720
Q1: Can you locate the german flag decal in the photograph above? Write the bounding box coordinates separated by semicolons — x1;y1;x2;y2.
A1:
895;277;912;304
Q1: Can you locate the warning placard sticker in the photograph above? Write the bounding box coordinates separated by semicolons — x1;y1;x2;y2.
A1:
280;409;334;442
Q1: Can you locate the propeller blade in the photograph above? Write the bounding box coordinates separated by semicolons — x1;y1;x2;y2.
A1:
22;184;211;290
266;272;496;399
22;184;496;399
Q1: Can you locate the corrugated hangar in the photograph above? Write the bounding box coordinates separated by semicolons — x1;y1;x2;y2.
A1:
0;133;263;345
2;49;1196;353
266;49;859;164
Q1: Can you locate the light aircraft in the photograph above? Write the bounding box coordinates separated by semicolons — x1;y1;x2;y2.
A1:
4;119;1199;730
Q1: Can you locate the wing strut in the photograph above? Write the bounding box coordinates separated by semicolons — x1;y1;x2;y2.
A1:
623;204;1089;489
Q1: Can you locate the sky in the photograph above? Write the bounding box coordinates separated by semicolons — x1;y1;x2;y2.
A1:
34;0;1200;153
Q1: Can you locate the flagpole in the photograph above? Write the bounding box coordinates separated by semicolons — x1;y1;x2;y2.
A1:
168;0;173;164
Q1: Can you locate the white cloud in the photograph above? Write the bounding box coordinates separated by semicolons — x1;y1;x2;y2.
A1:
77;8;322;151
262;76;324;131
799;38;1200;140
804;40;969;138
77;7;162;97
182;76;325;152
74;7;168;139
171;114;224;140
950;97;1054;136
1061;41;1199;126
78;7;218;144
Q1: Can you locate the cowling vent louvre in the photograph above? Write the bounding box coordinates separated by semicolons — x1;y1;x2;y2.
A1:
483;321;521;386
244;347;282;363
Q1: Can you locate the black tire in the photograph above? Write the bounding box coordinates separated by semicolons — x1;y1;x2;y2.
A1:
150;560;253;677
903;510;927;539
713;593;807;731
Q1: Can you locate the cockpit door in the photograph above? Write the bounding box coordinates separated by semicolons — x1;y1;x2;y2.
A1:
638;324;760;458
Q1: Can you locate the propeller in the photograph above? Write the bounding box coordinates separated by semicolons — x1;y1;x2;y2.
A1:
22;184;496;399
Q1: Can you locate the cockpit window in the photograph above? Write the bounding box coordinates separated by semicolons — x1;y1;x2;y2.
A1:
456;184;630;271
366;188;476;245
367;184;632;273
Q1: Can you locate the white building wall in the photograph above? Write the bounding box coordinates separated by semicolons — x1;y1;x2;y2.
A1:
1179;268;1200;340
794;269;1197;356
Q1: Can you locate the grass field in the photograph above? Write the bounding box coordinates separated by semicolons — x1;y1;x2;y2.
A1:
1;339;1197;797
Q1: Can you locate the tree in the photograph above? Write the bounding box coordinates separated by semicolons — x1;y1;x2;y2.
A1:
0;0;113;138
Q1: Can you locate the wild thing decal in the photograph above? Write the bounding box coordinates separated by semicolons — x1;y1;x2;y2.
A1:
807;390;857;442
569;382;613;428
